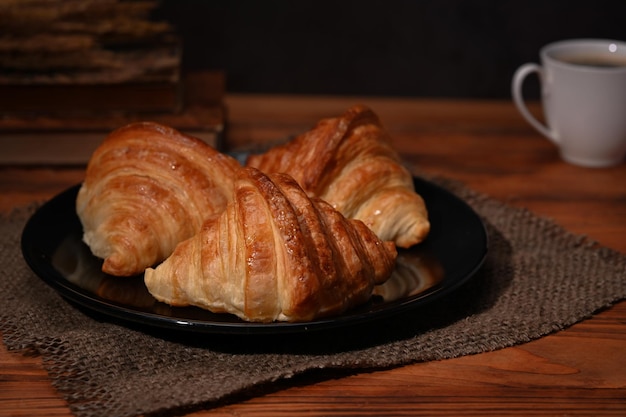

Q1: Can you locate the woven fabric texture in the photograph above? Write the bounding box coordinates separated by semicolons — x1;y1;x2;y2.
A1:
2;177;625;417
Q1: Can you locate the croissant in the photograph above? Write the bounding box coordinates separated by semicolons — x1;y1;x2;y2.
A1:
246;105;430;248
76;122;240;276
144;167;397;322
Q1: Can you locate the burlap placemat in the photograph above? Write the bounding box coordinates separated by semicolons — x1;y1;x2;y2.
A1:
2;177;625;417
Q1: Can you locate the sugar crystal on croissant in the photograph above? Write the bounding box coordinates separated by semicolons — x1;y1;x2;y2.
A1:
246;105;430;248
144;167;397;322
76;122;240;276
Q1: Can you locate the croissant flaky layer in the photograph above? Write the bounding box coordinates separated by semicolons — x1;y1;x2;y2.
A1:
246;105;430;248
144;167;398;323
76;122;240;276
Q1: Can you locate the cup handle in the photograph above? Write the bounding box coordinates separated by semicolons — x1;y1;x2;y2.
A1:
511;63;559;144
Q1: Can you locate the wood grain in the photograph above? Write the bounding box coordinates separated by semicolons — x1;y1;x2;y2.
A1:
1;96;625;416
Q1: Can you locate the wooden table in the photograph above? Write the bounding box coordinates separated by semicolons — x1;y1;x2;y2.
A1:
2;96;625;416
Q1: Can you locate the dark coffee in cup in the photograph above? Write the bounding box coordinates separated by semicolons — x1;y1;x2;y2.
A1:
556;54;626;68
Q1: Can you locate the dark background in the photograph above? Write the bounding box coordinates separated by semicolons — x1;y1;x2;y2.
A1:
158;0;626;98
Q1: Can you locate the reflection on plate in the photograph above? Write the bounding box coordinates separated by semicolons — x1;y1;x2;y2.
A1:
21;177;487;334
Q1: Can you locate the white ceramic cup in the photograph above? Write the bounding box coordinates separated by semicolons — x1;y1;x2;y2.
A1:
512;39;626;167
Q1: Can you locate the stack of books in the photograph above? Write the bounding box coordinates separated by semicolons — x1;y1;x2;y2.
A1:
0;71;226;164
0;1;225;164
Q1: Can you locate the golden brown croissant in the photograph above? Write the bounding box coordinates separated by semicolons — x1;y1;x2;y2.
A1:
246;105;430;248
76;121;240;276
144;167;398;323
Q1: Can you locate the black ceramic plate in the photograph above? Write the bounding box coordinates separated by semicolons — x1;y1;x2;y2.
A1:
21;177;487;334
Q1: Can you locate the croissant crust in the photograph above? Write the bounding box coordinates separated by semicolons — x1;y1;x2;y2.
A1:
76;122;240;276
144;167;397;322
246;105;430;248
